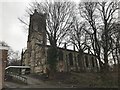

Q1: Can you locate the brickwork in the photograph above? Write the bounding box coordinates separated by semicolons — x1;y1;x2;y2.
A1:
0;46;8;89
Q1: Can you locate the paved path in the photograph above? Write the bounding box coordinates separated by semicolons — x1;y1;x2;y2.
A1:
5;75;72;88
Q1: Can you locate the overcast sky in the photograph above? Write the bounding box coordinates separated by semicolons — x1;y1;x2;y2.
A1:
0;0;81;52
0;0;33;52
0;0;118;52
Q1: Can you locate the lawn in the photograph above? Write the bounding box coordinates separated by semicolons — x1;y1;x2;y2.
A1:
30;71;119;88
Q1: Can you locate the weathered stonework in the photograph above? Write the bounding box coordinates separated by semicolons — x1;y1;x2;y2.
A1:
22;10;99;74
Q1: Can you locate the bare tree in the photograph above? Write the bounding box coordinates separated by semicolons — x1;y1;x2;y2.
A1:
70;16;91;71
0;41;21;66
97;2;119;70
70;18;88;52
110;22;120;69
8;49;21;66
79;2;104;70
79;1;119;71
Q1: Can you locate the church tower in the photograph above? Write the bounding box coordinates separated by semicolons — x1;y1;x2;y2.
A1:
26;9;47;73
28;9;47;44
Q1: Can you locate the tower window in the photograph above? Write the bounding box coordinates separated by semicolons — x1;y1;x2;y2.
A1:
33;22;38;31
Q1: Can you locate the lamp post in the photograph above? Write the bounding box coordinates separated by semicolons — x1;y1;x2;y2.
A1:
0;45;8;90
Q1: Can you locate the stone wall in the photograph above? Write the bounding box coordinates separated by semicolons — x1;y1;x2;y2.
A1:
56;49;99;72
23;45;99;73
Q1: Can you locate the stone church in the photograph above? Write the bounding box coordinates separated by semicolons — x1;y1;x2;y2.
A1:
22;10;99;73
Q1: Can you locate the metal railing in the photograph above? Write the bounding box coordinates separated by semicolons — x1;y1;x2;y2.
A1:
12;74;27;84
7;73;27;84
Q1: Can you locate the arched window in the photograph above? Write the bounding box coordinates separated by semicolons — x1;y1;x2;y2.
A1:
91;57;95;67
85;55;88;67
58;50;63;61
77;54;80;65
69;53;73;66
